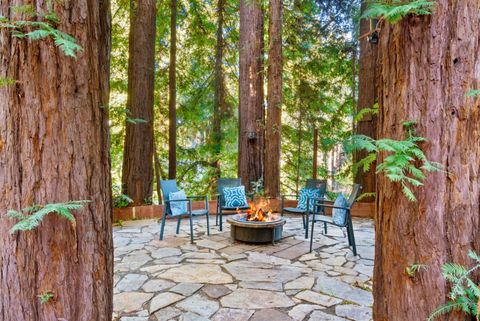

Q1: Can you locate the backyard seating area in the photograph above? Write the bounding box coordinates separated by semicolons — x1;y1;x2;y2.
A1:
113;213;375;321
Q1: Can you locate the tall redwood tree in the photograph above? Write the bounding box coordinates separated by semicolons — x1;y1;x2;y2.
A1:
122;0;157;204
0;1;113;320
354;0;378;202
264;0;283;198
238;0;265;190
168;0;178;179
374;1;480;320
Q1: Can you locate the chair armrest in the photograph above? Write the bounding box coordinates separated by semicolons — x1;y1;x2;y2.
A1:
164;199;190;203
314;203;350;211
187;195;207;200
281;194;298;200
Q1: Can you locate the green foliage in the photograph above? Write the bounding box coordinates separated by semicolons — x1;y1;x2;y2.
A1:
362;0;435;24
345;121;444;201
354;103;379;123
404;263;428;278
466;89;480;97
38;292;54;304
7;201;90;234
356;192;376;202
428;251;480;321
0;7;82;57
0;77;16;87
112;185;133;208
251;178;265;197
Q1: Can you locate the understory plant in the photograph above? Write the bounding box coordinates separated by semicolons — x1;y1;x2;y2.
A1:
345;121;444;201
428;251;480;320
112;185;134;208
7;200;90;233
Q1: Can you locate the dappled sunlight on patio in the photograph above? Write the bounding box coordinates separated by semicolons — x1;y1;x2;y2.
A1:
113;215;374;321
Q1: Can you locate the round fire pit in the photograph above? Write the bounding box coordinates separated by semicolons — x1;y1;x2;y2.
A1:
227;214;286;245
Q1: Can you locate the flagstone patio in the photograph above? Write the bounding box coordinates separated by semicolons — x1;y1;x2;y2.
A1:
113;214;375;321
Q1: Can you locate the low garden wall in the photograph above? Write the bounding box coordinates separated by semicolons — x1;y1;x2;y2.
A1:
113;199;374;222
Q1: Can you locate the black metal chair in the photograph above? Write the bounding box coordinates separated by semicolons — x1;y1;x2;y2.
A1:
159;179;209;244
281;179;327;238
215;178;252;231
309;184;362;255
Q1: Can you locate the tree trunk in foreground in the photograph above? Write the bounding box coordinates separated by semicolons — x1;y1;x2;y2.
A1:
122;0;156;205
354;0;377;202
168;0;177;179
238;0;264;190
374;1;480;320
212;0;226;179
264;0;283;198
0;1;113;320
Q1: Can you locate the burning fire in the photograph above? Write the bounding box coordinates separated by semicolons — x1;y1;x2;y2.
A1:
237;200;278;222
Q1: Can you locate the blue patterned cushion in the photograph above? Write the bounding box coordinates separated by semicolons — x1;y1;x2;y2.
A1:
223;186;248;208
297;188;321;211
169;190;188;216
332;194;349;225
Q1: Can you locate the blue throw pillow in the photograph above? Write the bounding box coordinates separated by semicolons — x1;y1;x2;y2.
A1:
169;190;188;216
332;194;349;225
297;188;321;211
223;186;248;208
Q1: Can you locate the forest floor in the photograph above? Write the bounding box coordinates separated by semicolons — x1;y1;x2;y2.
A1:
112;215;375;321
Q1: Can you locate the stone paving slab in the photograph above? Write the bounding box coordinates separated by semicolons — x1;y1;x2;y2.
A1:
113;215;375;321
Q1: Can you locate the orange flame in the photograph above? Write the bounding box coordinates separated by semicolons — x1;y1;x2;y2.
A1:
237;201;277;222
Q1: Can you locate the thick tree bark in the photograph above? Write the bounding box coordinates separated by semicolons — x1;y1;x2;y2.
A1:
168;0;177;179
238;0;265;190
373;1;480;320
0;1;113;320
264;0;283;198
354;0;378;202
212;0;226;179
122;0;156;205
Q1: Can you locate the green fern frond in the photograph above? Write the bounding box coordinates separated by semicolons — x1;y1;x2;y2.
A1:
466;89;480;97
428;301;467;321
362;0;435;24
0;77;17;87
8;200;90;234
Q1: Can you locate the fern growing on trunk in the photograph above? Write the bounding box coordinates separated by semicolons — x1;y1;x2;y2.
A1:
345;121;443;201
7;200;90;233
428;251;480;320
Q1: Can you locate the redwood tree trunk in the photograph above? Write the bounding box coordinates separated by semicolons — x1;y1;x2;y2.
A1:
354;0;377;202
373;1;480;320
212;0;226;179
264;0;283;198
168;0;177;179
238;0;264;190
0;1;113;320
122;0;156;205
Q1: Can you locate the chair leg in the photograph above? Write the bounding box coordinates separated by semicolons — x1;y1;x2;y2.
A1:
304;213;309;239
160;211;167;240
215;202;219;226
189;213;194;244
347;216;357;256
309;212;316;252
219;207;223;231
176;216;182;234
302;215;306;229
206;212;210;236
323;222;328;235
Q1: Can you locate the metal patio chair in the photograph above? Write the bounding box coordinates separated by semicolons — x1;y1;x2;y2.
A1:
159;179;209;244
215;178;253;231
281;179;327;238
309;184;362;255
